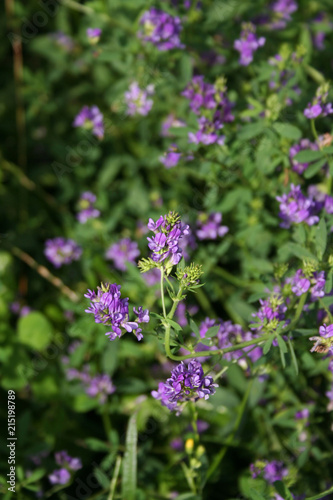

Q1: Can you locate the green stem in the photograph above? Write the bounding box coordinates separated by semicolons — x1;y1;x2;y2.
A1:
305;486;333;500
190;402;199;443
311;119;319;144
160;267;167;319
102;408;112;440
206;378;254;481
107;456;122;500
213;266;254;288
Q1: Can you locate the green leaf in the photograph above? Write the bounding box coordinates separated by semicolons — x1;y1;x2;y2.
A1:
263;336;274;355
315;218;327;259
276;336;287;368
325;270;333;294
189;319;200;338
17;312;53;351
304;158;327;178
279;243;318;262
287;338;299;375
204;325;220;338
273;480;293;500
248;489;267;500
84;438;110;452
293;150;324;163
122;413;137;500
239;122;266;140
273;122;302;140
24;468;46;484
164;318;183;332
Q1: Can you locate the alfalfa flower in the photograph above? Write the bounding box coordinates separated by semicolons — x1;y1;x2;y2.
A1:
44;238;82;268
124;82;154;116
77;192;100;223
234;23;265;66
86;28;102;44
138;8;184;51
105;238;140;271
73;105;104;139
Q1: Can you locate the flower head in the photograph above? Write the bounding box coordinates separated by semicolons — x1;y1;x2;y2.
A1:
86;27;102;43
48;468;71;485
276;184;320;228
125;82;154;116
152;360;218;414
77;191;100;223
196;212;229;240
138;9;184;51
44;238;82;268
73;105;104;139
304;84;333;120
106;238;140;272
85;374;116;403
234;23;265;66
84;282;148;341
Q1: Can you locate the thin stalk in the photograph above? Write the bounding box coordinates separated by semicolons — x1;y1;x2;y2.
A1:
205;379;254;482
107;456;122;500
10;245;79;302
160;267;167;318
102;408;112;440
213;266;254;288
305;486;333;500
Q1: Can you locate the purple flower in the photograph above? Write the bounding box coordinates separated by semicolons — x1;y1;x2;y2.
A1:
151;360;218;414
196;212;229;240
304;85;333;120
276;184;320;228
10;302;32;317
85;282;148;341
324;195;333;214
269;0;298;29
105;238;140;272
85;374;116;403
160;144;182;168
189;113;225;146
147;213;189;268
234;23;265;66
291;270;311;296
124;82;154;116
289;139;319;175
50;32;74;51
48;468;71;485
86;28;102;43
143;268;161;287
182;76;217;114
161;114;185;137
44;238;82;268
138;9;184;51
73;106;104;139
250;460;288;484
55;451;82;471
251;293;287;332
319;324;333;338
77;191;100;223
133;306;150;324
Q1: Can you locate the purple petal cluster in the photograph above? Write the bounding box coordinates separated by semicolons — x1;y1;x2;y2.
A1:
291;269;325;301
269;0;298;29
161;114;186;137
151;360;218;413
159;144;182;168
138;9;184;51
251;294;287;332
73;105;104;139
86;28;102;43
65;364;115;403
304;86;333;119
147;213;189;267
105;238;140;272
48;451;82;485
182;76;217;114
289;139;319;175
77;191;100;223
10;302;32;317
85;282;149;341
234;23;265;66
196;212;229;240
50;32;75;51
124;82;154;116
44;238;82;268
250;460;288;483
276;184;320;228
188;112;225;146
217;320;262;363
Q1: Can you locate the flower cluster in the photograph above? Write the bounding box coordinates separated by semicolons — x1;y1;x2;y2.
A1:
85;283;149;341
105;238;140;271
234;23;265;66
196;212;229;240
182;76;234;146
138;9;184;51
73;105;104;139
124;82;154;116
77;191;100;223
290;269;325;301
146;212;189;270
269;0;298;30
10;301;31;317
161;114;185;137
152;360;218;414
86;27;102;43
159;144;182;168
66;365;116;403
289;139;319;175
48;451;82;485
304;84;333;119
250;459;288;484
44;238;82;268
276;184;320;228
251;294;288;333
